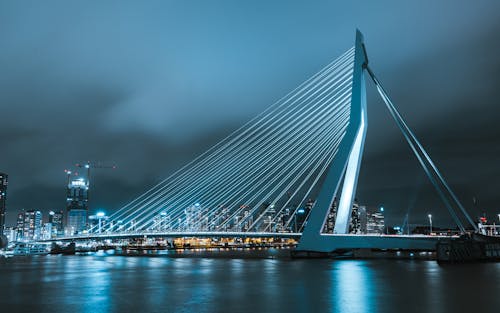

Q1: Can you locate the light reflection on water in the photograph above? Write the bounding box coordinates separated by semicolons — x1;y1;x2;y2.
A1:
334;261;376;313
1;255;500;313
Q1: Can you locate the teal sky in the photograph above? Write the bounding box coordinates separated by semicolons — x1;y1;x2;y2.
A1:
1;1;500;226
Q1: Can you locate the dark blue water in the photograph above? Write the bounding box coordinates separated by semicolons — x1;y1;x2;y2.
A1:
1;253;499;313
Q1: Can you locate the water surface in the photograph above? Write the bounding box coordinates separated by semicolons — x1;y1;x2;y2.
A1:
1;253;499;313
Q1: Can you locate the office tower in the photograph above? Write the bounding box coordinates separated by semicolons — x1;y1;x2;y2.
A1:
66;175;89;235
0;172;7;236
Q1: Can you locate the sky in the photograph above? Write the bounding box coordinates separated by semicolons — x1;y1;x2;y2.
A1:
1;0;500;228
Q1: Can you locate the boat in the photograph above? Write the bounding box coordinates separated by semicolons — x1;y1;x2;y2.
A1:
49;242;76;255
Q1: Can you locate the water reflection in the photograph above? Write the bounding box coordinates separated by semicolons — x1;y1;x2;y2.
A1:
333;261;376;313
1;256;500;313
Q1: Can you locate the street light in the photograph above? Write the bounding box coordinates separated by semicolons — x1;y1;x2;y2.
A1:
428;214;432;235
497;214;500;235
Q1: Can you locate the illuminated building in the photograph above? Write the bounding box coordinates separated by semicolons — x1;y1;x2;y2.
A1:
0;172;7;237
349;200;361;234
4;226;16;243
23;210;43;240
184;203;202;231
153;212;171;231
262;203;277;232
323;198;338;233
242;207;252;231
366;207;385;234
49;210;64;237
358;206;367;233
66;176;89;235
89;212;109;233
322;199;365;234
294;199;314;232
16;211;24;240
42;223;53;240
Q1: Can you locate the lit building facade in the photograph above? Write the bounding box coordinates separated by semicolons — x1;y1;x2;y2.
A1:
323;198;338;233
49;210;64;237
16;211;24;240
294;199;314;232
4;226;16;243
152;212;171;231
66;178;89;235
0;172;7;237
89;212;109;233
322;199;365;234
23;210;43;240
366;208;385;234
42;223;53;240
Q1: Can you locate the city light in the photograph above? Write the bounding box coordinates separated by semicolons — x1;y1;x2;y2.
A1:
428;214;432;234
96;211;106;233
380;206;384;212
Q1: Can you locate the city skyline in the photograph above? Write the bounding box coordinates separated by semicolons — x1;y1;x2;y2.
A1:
1;1;500;227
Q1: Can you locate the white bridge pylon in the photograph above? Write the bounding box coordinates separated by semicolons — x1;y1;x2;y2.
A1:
297;30;477;253
297;30;368;252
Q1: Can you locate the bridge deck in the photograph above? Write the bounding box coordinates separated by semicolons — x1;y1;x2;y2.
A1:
44;232;452;252
45;231;303;242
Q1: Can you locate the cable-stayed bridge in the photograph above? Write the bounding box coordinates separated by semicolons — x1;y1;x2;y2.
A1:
56;31;477;254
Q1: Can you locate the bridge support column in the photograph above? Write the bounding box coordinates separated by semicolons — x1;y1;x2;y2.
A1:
297;30;367;253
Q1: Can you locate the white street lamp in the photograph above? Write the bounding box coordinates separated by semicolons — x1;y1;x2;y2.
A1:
497;214;500;235
428;214;432;235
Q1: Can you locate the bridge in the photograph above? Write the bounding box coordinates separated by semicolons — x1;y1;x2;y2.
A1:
52;30;477;253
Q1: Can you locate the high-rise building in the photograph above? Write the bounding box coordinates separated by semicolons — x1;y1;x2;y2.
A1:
42;223;53;240
152;212;171;231
0;172;8;237
184;203;202;232
16;211;24;240
323;197;338;233
322;198;364;234
366;207;385;234
294;199;314;232
349;200;361;234
66;176;89;235
23;210;43;240
359;206;368;233
49;210;64;237
4;226;16;243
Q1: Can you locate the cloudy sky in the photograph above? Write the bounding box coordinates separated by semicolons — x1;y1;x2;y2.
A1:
1;0;500;227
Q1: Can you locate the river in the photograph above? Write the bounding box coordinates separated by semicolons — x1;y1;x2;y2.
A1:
1;251;499;313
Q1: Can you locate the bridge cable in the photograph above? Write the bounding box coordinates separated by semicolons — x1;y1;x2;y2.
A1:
365;65;476;232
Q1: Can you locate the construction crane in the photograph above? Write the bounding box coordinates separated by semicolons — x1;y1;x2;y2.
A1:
65;161;117;215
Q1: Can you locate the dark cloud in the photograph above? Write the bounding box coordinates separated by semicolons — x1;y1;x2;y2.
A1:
1;1;500;227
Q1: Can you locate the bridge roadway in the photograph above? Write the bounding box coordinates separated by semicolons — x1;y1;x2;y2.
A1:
45;231;303;242
44;232;452;251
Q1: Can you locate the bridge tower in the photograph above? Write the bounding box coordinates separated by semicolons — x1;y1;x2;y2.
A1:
297;30;368;252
